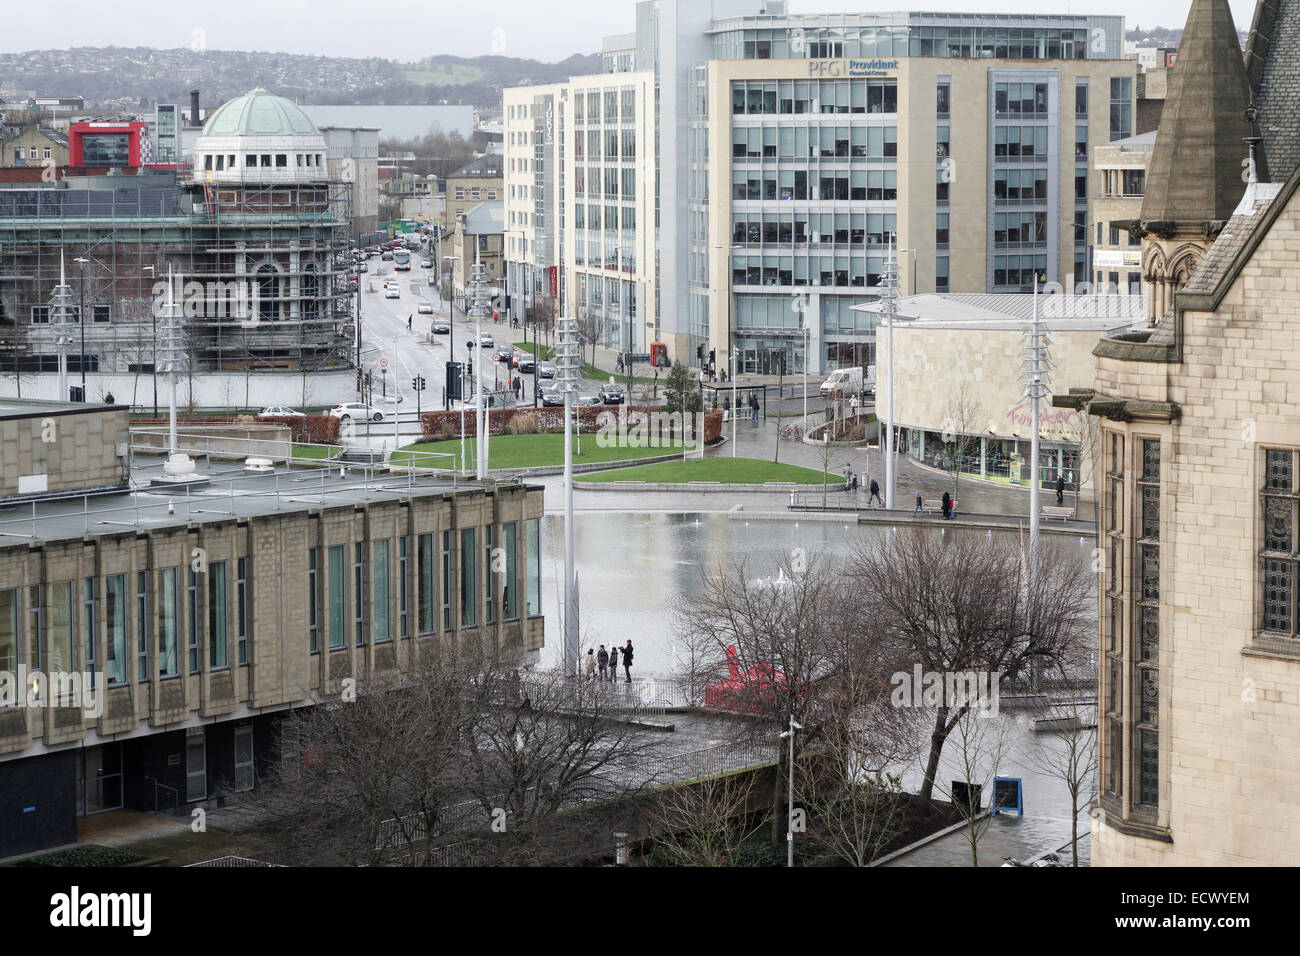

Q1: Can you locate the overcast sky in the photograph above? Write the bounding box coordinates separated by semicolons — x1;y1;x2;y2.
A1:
0;0;1262;63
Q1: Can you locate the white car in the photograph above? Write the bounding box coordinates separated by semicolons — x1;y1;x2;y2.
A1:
330;402;383;422
385;283;400;299
478;333;494;348
258;405;305;418
417;301;434;314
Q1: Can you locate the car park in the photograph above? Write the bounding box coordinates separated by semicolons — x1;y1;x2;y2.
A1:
329;402;383;422
258;405;305;417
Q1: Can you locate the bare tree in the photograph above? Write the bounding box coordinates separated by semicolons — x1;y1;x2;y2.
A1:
847;529;1092;802
574;307;601;366
930;707;1016;867
943;382;986;499
647;768;765;866
1027;655;1098;866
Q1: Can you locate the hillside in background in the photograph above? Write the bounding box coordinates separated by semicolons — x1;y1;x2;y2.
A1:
0;47;601;112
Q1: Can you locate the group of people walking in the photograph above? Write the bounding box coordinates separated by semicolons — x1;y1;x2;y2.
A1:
585;641;635;683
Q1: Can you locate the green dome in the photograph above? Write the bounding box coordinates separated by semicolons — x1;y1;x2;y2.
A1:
202;88;319;137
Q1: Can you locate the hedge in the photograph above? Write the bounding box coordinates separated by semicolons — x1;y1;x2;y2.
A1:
420;405;725;443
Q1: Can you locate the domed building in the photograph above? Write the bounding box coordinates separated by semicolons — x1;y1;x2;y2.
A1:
180;88;349;366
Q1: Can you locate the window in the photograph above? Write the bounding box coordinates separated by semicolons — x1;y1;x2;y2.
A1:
186;728;206;802
1109;77;1132;141
308;548;319;654
936;82;951;116
159;569;178;678
48;582;73;691
526;518;541;616
136;572;148;682
84;578;97;690
442;531;453;630
209;561;227;669
418;533;435;633
187;567;199;673
328;544;345;650
503;522;518;620
275;153;287;167
461;528;478;627
373;539;391;643
237;557;248;665
0;589;17;690
105;574;126;685
354;542;365;646
1259;448;1300;643
93;304;110;323
399;537;409;639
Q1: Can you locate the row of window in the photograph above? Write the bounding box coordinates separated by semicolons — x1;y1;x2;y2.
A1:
31;304;112;324
730;80;899;116
731;124;898;161
0;521;542;695
573;128;636;161
202;152;324;172
10;145;55;164
732;168;897;202
731;211;899;247
572;166;636;200
572;88;637;126
731;254;892;289
729;25;1091;61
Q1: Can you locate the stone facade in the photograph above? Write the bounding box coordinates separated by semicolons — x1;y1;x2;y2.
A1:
0;401;128;501
1089;166;1300;866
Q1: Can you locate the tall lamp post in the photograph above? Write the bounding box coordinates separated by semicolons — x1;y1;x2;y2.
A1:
780;716;802;867
51;252;74;402
73;256;89;393
555;314;581;676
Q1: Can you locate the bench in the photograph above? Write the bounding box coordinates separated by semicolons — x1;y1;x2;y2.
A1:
915;498;957;516
1041;505;1073;520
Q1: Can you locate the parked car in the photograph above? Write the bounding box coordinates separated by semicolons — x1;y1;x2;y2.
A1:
599;384;625;405
433;321;450;334
513;352;536;373
381;251;394;261
329;402;383;422
537;361;557;379
427;273;437;286
258;405;305;417
421;258;433;269
357;261;367;273
539;385;563;406
346;273;358;282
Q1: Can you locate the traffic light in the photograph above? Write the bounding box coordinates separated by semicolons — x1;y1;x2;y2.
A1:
412;376;419;390
709;348;716;366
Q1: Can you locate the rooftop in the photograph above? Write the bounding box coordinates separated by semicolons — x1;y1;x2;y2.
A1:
0;397;117;420
200;88;320;138
0;457;508;548
449;153;503;180
855;292;1145;331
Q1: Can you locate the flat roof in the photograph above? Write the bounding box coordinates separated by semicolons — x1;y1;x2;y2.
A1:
0;459;522;548
0;397;119;419
854;292;1145;331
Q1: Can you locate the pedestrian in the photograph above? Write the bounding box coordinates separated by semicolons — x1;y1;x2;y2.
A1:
913;490;924;516
749;392;759;423
870;477;883;508
408;314;413;329
850;471;859;493
584;648;596;681
597;645;609;681
617;353;625;374
104;391;115;404
608;645;619;682
941;490;952;519
622;640;634;683
513;377;521;399
1056;474;1065;506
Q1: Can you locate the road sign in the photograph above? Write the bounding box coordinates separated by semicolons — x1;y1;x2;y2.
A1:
380;357;389;368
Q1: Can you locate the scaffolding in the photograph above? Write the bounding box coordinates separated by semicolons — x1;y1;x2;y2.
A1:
0;171;356;383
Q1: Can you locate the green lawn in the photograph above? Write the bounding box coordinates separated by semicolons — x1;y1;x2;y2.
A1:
516;342;659;384
392;432;686;470
291;443;340;460
576;456;844;485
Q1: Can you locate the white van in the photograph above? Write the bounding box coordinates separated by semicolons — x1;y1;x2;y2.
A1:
820;366;863;398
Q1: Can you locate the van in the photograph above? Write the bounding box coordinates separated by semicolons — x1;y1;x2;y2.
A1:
820;367;863;398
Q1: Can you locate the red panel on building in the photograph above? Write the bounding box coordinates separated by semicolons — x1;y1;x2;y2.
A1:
68;121;150;168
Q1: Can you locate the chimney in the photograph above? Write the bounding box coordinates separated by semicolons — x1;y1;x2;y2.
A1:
190;90;200;127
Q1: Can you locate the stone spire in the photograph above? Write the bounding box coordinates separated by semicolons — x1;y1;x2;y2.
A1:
1139;0;1262;228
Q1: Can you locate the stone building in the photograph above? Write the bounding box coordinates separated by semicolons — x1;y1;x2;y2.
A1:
0;402;545;858
1058;0;1300;865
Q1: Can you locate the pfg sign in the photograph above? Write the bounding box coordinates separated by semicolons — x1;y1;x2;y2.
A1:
808;58;899;77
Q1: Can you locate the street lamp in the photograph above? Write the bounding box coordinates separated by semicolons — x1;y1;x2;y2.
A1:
732;347;739;457
780;715;803;867
73;256;89;392
555;314;582;676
